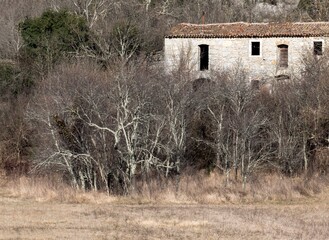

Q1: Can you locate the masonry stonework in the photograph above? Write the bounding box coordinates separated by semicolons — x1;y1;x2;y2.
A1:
165;22;329;80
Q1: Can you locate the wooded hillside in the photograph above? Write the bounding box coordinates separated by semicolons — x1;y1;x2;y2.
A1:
0;0;328;196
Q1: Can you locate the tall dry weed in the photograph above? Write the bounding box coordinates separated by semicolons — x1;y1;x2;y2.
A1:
1;172;329;204
137;172;329;204
4;176;114;203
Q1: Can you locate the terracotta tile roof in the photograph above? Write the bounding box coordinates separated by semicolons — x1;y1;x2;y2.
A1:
166;22;329;38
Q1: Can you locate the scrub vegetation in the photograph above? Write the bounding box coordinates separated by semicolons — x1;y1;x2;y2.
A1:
0;0;328;196
0;1;328;238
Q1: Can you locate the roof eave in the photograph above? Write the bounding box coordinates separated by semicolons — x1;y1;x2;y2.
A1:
165;34;329;39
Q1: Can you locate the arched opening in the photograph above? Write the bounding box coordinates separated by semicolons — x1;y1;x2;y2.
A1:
278;44;288;68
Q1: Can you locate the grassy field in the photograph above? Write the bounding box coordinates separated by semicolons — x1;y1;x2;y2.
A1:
0;174;329;240
1;180;329;240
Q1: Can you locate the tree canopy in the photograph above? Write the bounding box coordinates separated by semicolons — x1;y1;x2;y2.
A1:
19;10;90;73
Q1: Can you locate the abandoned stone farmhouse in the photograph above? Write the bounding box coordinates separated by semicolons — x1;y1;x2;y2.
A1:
164;22;329;81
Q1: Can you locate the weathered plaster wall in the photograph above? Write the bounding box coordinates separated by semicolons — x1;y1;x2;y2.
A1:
165;37;328;80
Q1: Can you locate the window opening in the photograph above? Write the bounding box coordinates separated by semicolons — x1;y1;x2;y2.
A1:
251;41;260;56
199;44;209;71
314;41;323;55
278;44;288;68
251;80;260;90
275;74;290;81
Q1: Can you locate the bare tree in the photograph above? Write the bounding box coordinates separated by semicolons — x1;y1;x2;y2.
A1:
26;62;113;191
26;59;180;194
0;0;50;59
297;50;329;173
70;0;114;28
190;66;274;188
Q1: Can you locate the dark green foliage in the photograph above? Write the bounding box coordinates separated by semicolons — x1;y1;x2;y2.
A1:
19;10;90;73
298;0;329;21
0;64;17;96
298;0;317;19
0;63;32;97
298;0;312;10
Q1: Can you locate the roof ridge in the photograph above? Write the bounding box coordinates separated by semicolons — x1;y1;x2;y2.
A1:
179;21;329;26
167;22;329;38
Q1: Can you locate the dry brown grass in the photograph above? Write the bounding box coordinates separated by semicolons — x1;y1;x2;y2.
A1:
2;172;329;205
0;180;329;239
1;173;329;239
2;176;116;204
135;172;329;204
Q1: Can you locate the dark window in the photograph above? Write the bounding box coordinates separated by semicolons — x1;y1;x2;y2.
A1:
314;41;323;55
251;41;260;56
278;44;288;68
251;80;260;90
199;45;209;71
275;74;290;80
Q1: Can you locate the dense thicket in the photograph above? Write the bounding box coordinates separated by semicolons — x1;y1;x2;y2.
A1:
20;57;329;194
19;10;90;74
0;0;328;195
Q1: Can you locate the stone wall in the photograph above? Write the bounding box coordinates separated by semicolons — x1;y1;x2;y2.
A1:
164;36;329;80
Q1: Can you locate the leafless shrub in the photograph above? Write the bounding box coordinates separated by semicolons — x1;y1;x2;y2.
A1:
25;59;193;195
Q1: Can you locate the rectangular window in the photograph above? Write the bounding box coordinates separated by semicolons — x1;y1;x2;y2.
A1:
314;41;323;55
278;44;288;68
199;45;209;71
251;80;260;90
251;41;260;56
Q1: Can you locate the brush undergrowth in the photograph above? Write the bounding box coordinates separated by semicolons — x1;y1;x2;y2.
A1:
1;172;328;204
